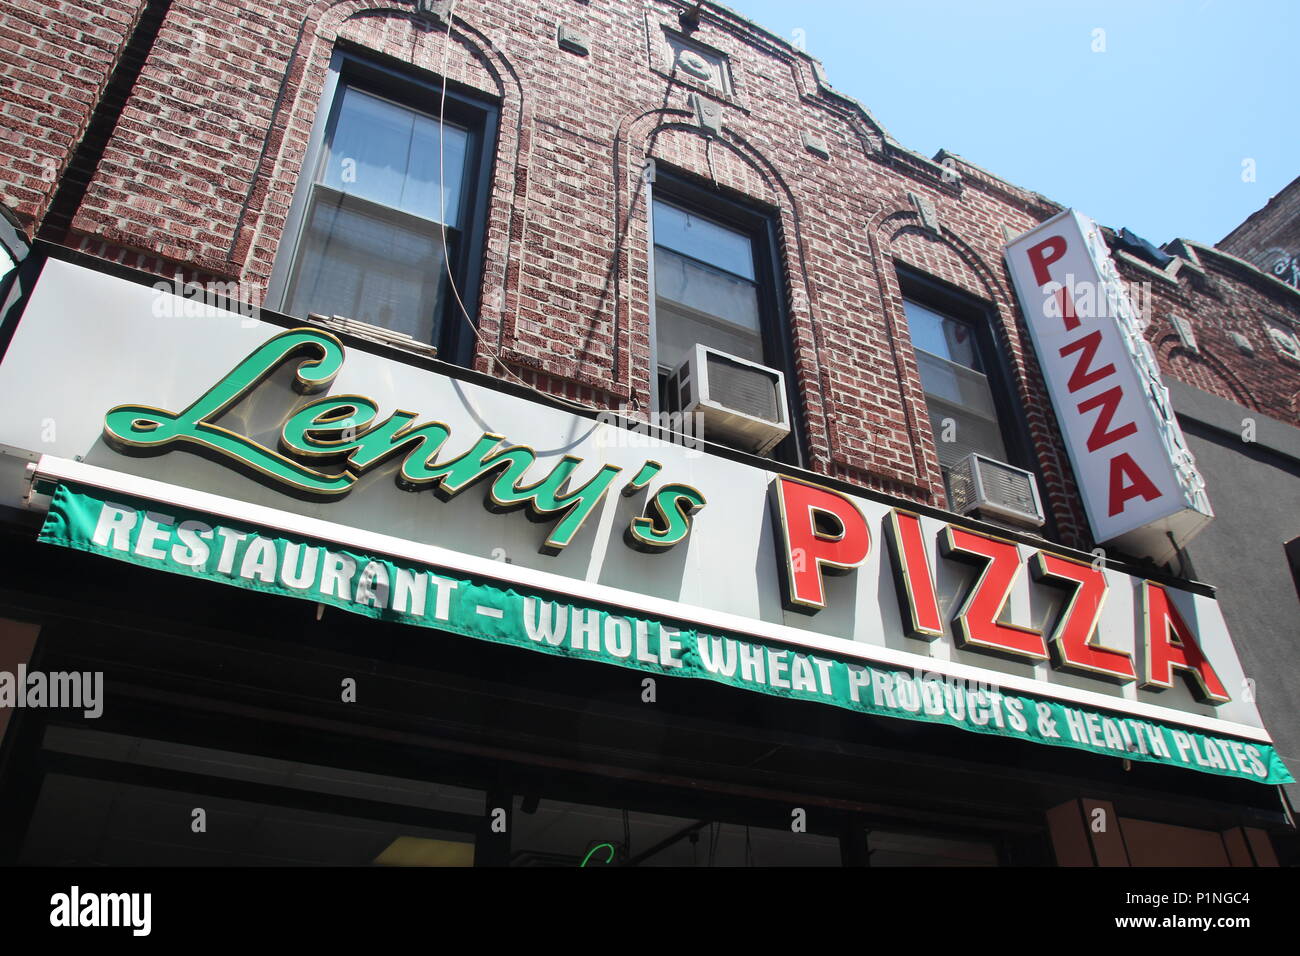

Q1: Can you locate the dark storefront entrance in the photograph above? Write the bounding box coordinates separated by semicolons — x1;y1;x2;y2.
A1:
0;521;1287;866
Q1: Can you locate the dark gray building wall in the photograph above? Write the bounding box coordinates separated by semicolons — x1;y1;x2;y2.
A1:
1169;380;1300;806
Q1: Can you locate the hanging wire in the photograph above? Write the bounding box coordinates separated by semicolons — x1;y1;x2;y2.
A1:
705;136;719;190
433;1;604;414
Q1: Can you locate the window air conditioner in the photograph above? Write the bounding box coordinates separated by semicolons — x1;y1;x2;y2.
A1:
664;344;791;455
945;453;1045;529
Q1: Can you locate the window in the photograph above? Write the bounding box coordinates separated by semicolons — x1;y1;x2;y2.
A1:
905;299;1009;469
898;272;1033;492
650;176;799;462
653;199;763;377
271;52;496;363
20;726;486;866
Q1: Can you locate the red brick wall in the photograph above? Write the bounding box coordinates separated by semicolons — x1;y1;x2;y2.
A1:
1218;175;1300;274
1119;248;1300;425
0;0;147;231
5;0;1300;555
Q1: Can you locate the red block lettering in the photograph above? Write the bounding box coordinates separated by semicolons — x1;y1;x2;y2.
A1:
1031;552;1134;682
940;527;1047;661
771;476;871;612
1107;452;1162;516
1056;286;1082;333
1078;386;1138;452
1060;330;1116;393
1142;581;1230;703
884;510;944;639
1026;235;1067;286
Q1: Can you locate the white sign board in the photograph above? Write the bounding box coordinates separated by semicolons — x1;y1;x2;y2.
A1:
0;257;1275;760
1004;210;1212;562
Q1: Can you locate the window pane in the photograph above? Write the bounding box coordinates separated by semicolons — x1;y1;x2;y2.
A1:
926;401;1008;468
915;347;1008;466
653;200;755;279
655;246;760;332
21;771;477;866
654;245;763;372
904;299;980;370
285;194;451;343
508;795;840;866
405;111;469;226
322;87;411;211
915;350;999;419
322;86;469;226
23;727;483;866
656;300;763;372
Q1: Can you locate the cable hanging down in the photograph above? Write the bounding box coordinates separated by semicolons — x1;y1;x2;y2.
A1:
433;1;620;417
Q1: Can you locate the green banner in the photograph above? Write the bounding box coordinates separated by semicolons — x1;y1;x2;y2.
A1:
37;482;1293;785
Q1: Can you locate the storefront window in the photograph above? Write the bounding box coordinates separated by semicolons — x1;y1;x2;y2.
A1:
509;795;842;867
20;727;485;866
7;719;1025;867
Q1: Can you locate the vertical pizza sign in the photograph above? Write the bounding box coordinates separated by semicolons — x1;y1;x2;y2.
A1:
1004;210;1213;563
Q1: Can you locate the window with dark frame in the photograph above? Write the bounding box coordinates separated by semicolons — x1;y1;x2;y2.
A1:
905;298;1010;470
653;199;763;385
650;175;801;465
897;271;1038;501
273;51;497;365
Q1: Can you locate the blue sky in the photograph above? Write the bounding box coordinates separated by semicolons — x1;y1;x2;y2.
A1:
721;0;1296;247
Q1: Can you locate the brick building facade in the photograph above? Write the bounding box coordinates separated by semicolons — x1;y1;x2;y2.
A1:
0;0;1297;867
5;0;1297;528
1219;174;1300;293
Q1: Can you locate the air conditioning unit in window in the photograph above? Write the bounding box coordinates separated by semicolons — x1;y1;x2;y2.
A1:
946;453;1045;529
664;344;791;455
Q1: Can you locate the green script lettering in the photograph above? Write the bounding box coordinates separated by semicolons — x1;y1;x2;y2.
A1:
103;327;696;554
